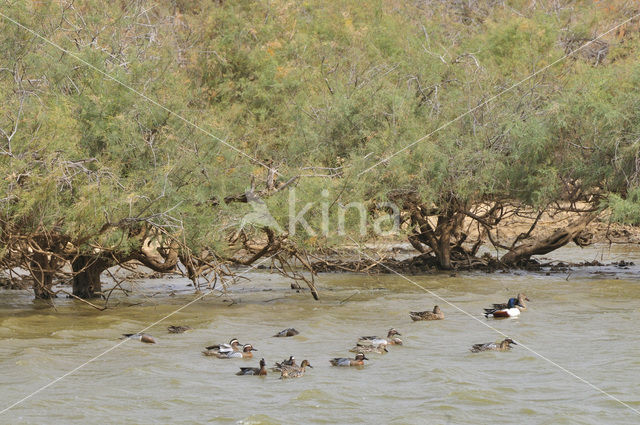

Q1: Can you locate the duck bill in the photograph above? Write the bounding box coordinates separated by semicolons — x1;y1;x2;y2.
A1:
363;355;369;360
251;348;258;351
307;365;314;368
511;341;518;345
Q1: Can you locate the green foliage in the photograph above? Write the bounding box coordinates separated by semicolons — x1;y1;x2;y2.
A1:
483;14;557;74
609;188;640;225
0;0;639;265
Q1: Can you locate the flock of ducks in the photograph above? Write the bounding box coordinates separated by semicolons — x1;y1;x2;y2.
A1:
120;293;530;377
192;328;405;377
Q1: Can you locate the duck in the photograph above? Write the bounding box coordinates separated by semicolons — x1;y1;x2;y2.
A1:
489;293;529;311
330;353;369;367
167;325;192;333
122;333;156;344
202;338;241;356
280;360;313;379
470;338;517;353
273;328;300;337
213;344;257;359
272;356;297;372
236;358;267;376
358;328;402;347
349;344;388;354
409;305;445;321
484;294;529;318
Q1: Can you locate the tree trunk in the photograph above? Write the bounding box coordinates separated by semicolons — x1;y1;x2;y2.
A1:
72;256;107;299
437;221;453;270
501;213;598;265
407;207;462;270
30;253;55;299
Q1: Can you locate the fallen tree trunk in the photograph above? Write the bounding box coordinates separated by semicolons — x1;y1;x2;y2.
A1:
500;212;598;265
134;238;179;272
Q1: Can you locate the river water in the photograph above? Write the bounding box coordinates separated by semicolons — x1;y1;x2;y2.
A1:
1;244;640;424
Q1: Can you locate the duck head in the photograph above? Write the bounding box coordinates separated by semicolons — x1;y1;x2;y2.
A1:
433;305;442;314
355;353;369;361
242;344;257;352
387;328;401;337
516;293;529;308
259;358;266;368
501;338;517;348
229;338;240;347
300;360;313;368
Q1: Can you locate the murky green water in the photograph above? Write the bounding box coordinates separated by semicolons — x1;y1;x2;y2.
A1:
2;244;640;424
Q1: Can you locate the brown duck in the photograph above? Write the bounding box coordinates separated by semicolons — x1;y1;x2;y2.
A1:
409;305;444;321
236;358;267;376
273;328;300;337
470;338;517;353
280;360;313;378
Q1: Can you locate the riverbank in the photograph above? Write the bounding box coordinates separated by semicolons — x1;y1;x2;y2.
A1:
306;212;640;273
2;212;639;295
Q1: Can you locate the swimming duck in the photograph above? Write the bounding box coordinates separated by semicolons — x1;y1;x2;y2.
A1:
273;328;300;337
236;358;267;376
330;353;369;367
470;338;517;353
409;305;445;321
202;338;241;356
122;333;156;344
349;344;388;354
489;294;529;311
214;344;257;359
167;325;193;333
484;294;529;318
272;356;297;372
280;360;313;379
358;328;402;347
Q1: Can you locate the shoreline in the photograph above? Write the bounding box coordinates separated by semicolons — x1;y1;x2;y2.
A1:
2;242;639;294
